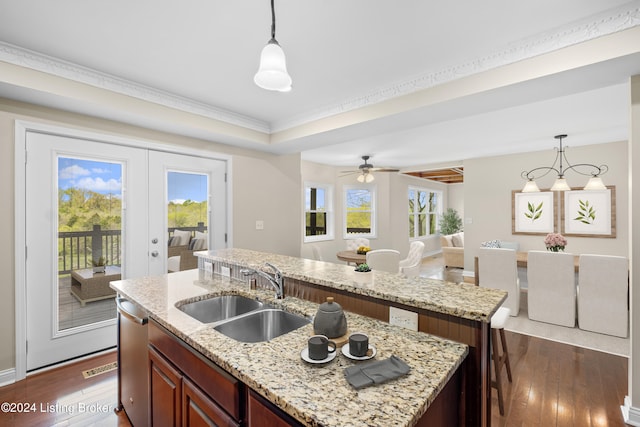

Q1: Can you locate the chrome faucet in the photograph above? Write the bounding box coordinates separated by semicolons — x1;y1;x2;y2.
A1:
241;262;284;299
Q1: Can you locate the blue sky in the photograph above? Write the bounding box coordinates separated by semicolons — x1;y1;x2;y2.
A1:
58;158;208;203
168;171;207;203
58;158;122;195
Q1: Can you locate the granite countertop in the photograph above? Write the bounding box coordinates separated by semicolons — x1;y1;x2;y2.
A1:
196;248;507;322
111;269;469;427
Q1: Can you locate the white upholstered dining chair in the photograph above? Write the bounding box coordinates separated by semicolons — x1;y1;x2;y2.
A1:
346;237;370;251
365;249;400;273
527;250;576;327
399;241;425;277
477;247;520;316
578;254;628;337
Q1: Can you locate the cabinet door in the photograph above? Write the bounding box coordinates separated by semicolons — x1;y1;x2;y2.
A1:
247;390;302;427
183;377;239;427
149;346;182;427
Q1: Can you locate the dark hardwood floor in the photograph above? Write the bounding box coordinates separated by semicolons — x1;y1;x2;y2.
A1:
0;332;628;426
0;350;131;427
491;331;627;426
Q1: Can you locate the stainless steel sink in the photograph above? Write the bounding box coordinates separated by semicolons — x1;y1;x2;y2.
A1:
177;295;263;324
213;309;310;343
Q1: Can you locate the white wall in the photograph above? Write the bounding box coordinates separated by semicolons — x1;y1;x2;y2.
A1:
447;183;464;221
232;153;301;256
463;140;629;272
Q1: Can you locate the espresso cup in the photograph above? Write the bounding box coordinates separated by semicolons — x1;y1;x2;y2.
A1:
308;335;337;360
349;332;369;357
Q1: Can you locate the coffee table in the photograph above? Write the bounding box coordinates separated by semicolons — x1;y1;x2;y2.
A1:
70;266;121;306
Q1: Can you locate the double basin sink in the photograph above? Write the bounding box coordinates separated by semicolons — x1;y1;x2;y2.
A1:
177;295;310;343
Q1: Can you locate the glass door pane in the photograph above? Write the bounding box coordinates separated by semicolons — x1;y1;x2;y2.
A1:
167;171;208;234
58;157;122;331
166;171;209;273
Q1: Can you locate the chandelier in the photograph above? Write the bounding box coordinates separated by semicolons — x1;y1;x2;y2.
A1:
254;0;292;92
521;134;608;192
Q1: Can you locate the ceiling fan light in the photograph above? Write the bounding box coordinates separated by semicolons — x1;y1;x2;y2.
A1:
522;179;540;193
357;173;365;183
254;40;292;92
365;173;375;183
583;176;606;191
550;177;571;192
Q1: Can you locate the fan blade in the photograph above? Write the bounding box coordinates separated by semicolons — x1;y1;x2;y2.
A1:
369;167;400;172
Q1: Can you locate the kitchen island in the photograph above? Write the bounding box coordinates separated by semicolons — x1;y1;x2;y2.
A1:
112;248;506;426
112;269;469;426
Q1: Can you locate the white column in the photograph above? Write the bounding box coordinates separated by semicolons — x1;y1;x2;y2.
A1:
622;74;640;425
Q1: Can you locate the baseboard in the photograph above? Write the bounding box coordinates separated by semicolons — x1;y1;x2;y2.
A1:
622;396;640;426
0;368;16;387
462;269;475;284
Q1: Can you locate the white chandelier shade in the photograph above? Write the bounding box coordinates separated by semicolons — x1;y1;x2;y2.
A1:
521;134;608;192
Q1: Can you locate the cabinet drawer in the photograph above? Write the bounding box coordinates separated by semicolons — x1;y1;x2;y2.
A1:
149;320;242;421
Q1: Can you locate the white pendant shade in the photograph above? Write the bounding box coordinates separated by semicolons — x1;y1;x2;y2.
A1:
254;40;292;92
550;177;571;191
583;176;606;190
522;179;540;193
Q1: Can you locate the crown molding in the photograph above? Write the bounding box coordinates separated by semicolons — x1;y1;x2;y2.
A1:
0;3;639;137
271;2;640;132
0;41;271;134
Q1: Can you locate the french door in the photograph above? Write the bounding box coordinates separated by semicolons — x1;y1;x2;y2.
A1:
147;151;226;275
24;130;227;371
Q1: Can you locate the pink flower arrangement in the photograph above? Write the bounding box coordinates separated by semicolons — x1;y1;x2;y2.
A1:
544;233;567;252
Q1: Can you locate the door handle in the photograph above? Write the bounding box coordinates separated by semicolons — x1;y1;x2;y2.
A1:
151;251;159;257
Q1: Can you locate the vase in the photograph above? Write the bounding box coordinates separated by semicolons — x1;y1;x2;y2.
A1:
546;246;564;252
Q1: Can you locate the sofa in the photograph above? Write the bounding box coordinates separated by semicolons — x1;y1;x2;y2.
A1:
440;232;464;268
167;230;208;272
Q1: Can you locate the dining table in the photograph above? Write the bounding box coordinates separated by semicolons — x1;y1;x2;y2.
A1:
336;250;367;265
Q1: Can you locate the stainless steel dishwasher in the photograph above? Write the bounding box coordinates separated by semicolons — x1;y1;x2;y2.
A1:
116;297;149;427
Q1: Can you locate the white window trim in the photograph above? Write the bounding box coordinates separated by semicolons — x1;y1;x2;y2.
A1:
343;184;377;239
408;185;443;240
303;181;334;243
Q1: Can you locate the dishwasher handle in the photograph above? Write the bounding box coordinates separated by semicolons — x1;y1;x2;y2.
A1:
116;297;148;325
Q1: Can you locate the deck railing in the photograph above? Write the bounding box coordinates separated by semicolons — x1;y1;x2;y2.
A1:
58;223;207;275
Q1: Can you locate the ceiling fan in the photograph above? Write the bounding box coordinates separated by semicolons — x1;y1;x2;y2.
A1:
341;156;400;182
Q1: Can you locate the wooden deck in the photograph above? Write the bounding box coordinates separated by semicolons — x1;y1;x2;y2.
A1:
58;274;117;331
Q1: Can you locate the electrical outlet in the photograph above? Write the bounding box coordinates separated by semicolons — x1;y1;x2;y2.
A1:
389;307;418;331
220;266;231;278
203;260;213;280
256;220;264;230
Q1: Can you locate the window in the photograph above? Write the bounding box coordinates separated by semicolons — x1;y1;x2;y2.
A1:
304;182;333;242
344;185;376;238
409;186;442;238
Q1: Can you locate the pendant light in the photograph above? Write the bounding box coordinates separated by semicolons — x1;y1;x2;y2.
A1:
521;134;608;192
254;0;292;92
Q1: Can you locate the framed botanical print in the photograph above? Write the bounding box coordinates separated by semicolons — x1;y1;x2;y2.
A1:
561;186;615;237
512;190;557;235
